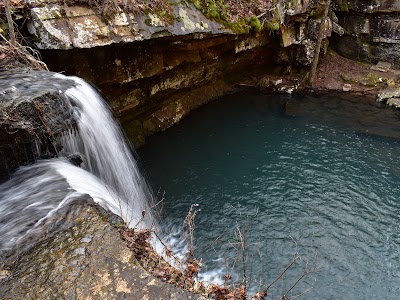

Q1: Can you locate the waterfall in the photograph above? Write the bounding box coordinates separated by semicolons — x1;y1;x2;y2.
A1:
0;72;154;252
56;75;153;227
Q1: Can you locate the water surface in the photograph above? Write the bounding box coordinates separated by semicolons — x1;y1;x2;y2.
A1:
140;91;400;299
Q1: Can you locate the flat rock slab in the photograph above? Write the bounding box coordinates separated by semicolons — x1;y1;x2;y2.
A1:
0;204;206;300
26;1;231;49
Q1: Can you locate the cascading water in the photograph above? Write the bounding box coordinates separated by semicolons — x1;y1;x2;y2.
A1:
0;72;154;252
56;75;153;227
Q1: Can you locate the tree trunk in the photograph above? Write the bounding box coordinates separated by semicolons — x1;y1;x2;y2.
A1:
308;0;331;85
5;0;16;46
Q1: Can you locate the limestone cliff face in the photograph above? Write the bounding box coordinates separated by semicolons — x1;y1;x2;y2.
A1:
331;0;400;67
23;0;400;71
24;0;333;144
22;0;399;144
26;0;230;49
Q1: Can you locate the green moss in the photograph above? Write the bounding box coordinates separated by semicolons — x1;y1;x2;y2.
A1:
265;20;280;31
365;73;383;87
250;16;262;32
192;0;203;10
208;1;220;19
340;73;358;84
341;73;386;87
335;0;349;11
0;22;8;35
187;0;264;34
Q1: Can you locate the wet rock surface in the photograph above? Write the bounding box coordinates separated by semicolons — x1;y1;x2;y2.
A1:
0;203;207;300
0;71;76;180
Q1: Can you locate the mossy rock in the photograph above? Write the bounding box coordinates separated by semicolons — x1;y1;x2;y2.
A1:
187;0;265;34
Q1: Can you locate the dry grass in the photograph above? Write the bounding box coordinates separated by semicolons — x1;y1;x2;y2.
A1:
119;226;206;293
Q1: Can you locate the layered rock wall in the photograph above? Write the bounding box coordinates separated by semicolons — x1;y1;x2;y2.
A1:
331;0;400;67
26;0;230;48
24;0;340;144
18;0;400;144
42;32;276;145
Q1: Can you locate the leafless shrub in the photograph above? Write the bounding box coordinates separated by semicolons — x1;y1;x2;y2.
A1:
119;209;205;294
119;200;318;299
211;205;319;300
183;203;200;257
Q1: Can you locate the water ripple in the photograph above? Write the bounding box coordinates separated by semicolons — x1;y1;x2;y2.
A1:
141;92;400;299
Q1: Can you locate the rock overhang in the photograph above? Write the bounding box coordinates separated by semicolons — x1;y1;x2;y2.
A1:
25;0;232;49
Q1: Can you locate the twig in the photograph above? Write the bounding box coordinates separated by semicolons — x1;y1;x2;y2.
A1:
287;286;314;300
0;32;48;70
183;203;200;257
236;223;247;295
256;255;300;299
256;8;274;19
